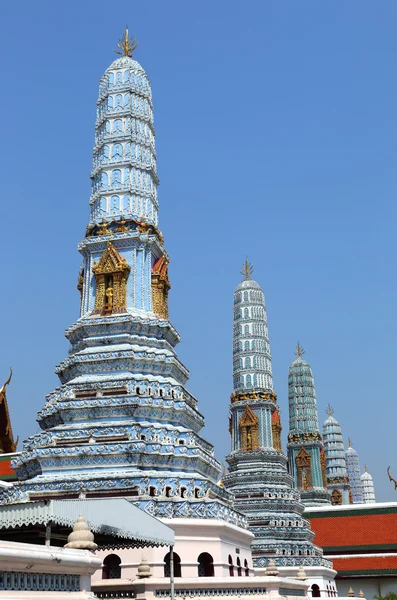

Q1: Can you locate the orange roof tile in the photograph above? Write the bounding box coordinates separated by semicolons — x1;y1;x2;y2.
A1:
333;555;397;573
309;513;397;548
0;458;16;478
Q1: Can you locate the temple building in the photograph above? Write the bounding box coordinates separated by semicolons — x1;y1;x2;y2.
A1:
361;466;376;504
322;407;351;505
223;263;336;587
287;346;331;507
345;440;364;504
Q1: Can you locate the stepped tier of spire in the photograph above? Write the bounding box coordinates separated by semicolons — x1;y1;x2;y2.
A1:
232;261;273;394
287;348;330;507
224;267;332;569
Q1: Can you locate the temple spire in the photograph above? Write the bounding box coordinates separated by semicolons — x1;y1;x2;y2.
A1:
287;349;331;506
323;407;351;504
115;27;138;57
240;258;254;281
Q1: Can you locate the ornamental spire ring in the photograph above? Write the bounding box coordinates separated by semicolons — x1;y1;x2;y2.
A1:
115;26;138;58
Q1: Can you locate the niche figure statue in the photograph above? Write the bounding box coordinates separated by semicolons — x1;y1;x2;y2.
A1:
105;285;114;312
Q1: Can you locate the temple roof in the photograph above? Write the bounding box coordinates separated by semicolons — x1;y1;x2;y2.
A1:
0;498;174;549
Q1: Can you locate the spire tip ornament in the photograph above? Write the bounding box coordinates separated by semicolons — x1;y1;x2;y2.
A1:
294;342;305;359
115;26;138;58
240;258;254;281
326;404;334;417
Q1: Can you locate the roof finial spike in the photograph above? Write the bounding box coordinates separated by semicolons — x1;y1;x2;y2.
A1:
115;26;138;58
294;342;305;359
240;257;254;281
326;404;334;417
364;464;368;473
348;438;352;448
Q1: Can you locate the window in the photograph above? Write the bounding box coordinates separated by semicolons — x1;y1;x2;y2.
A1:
311;584;320;598
180;487;187;499
228;555;234;577
198;553;214;577
244;559;249;577
164;552;182;578
166;486;172;498
237;557;242;577
102;554;121;579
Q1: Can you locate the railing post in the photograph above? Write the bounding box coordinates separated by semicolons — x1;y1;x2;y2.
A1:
45;522;52;546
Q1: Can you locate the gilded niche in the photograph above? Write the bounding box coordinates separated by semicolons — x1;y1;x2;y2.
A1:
239;405;259;452
296;446;312;490
92;241;130;316
151;256;170;320
331;488;343;505
271;408;282;452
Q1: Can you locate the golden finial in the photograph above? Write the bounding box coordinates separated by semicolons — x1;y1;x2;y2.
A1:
240;258;254;281
0;368;12;394
294;342;305;359
326;404;334;417
115;27;138;58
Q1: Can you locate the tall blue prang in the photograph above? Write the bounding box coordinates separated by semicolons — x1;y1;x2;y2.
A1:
322;406;351;505
223;261;332;569
3;32;245;527
287;345;331;507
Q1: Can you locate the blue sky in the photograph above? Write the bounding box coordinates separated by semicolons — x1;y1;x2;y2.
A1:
0;1;396;501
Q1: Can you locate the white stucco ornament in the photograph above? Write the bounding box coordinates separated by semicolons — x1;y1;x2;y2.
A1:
64;514;98;550
265;558;279;576
296;565;307;580
137;557;152;578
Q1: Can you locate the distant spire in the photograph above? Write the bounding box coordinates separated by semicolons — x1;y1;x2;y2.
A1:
326;404;334;417
348;438;352;448
364;464;367;472
115;27;138;57
294;342;305;359
240;258;254;281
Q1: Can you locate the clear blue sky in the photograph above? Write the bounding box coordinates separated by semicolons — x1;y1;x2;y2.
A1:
1;1;396;501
